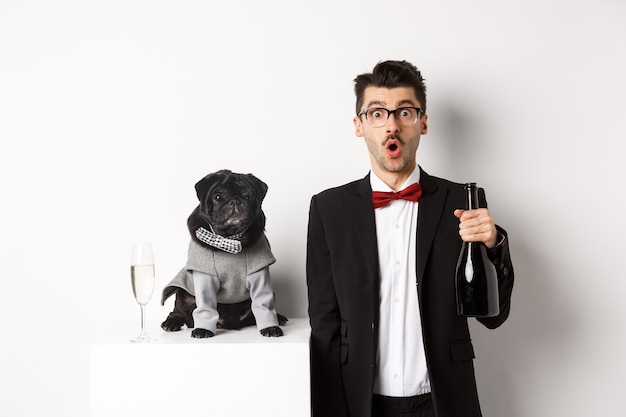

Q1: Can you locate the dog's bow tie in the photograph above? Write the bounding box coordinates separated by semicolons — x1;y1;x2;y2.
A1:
195;227;243;254
371;182;422;209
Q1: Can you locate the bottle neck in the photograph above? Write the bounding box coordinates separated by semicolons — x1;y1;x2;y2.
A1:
465;183;479;210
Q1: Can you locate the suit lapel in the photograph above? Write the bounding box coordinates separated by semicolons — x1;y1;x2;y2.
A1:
417;169;447;289
342;171;449;295
345;175;379;279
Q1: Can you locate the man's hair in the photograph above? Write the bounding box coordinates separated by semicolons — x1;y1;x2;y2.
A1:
354;60;427;115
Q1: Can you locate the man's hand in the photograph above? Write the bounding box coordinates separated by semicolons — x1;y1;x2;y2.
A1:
454;208;498;249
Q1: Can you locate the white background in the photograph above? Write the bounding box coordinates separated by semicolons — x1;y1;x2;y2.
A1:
1;1;625;416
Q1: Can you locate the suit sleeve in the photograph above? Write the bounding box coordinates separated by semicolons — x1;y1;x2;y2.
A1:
306;195;349;417
475;188;515;329
478;226;515;329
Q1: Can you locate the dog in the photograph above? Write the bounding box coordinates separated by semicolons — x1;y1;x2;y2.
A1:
160;169;287;338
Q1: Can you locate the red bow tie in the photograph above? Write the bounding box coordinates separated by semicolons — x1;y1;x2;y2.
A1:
372;183;422;209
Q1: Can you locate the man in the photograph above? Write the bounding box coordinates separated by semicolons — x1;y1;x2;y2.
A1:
306;60;514;417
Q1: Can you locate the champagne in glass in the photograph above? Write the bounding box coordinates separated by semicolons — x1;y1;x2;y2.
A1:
130;242;155;342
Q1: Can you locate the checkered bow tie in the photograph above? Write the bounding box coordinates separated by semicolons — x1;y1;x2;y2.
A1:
195;227;243;254
371;182;422;209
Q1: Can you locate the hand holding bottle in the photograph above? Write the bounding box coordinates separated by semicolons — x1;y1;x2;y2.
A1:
454;208;498;249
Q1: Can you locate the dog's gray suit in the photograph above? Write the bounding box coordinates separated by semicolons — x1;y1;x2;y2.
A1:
161;234;279;332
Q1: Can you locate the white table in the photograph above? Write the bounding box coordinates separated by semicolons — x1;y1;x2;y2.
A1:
90;318;311;417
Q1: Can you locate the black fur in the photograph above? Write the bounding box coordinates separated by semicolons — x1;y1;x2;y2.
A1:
187;169;268;246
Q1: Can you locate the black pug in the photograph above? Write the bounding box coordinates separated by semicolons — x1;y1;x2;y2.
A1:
160;169;287;338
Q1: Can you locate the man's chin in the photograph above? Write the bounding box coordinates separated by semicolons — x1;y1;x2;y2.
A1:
382;159;413;174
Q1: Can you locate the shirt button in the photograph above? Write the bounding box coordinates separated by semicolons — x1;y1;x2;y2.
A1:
394;260;400;266
394;224;400;229
394;297;400;303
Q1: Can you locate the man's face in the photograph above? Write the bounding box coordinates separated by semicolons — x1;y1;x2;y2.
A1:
354;86;428;181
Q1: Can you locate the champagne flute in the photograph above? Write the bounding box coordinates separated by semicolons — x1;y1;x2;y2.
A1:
130;242;155;342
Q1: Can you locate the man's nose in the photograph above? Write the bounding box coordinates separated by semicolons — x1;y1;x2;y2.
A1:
386;113;400;132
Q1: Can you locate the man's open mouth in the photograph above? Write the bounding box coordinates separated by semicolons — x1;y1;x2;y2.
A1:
385;139;402;157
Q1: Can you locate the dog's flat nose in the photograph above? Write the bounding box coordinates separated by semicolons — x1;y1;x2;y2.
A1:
229;199;241;206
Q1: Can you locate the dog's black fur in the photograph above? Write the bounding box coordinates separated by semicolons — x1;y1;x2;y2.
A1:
161;169;287;338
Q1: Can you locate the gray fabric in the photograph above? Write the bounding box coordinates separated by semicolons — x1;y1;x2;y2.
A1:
192;266;279;332
192;271;220;332
161;233;276;305
246;267;280;330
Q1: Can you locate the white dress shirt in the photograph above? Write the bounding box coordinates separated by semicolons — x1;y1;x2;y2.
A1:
371;166;431;397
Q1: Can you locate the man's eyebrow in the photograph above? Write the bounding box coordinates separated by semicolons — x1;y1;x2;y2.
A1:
364;99;417;109
396;99;418;108
364;100;386;109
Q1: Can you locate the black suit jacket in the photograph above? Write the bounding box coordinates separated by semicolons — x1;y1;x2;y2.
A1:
306;168;514;417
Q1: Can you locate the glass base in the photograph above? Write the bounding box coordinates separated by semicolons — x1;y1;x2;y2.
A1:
130;332;156;343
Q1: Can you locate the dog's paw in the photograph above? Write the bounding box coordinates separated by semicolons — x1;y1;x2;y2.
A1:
161;318;184;332
191;328;215;338
277;314;289;326
260;326;283;337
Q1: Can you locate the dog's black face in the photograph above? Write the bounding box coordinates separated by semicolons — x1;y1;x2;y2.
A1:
187;169;267;248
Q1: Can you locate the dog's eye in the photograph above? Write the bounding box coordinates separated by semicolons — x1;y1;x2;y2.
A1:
214;194;221;201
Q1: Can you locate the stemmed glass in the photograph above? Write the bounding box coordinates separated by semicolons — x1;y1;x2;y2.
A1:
130;242;155;342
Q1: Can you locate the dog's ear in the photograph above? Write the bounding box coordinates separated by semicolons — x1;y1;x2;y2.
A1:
243;173;268;203
194;169;231;201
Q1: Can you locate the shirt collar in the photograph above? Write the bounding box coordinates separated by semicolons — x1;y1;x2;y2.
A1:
370;165;421;193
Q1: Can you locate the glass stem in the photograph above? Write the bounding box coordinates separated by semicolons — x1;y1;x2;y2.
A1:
140;304;146;335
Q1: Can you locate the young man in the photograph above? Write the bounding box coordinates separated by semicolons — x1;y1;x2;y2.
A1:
306;60;514;417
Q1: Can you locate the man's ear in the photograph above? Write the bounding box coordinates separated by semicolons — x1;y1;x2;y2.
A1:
354;116;364;137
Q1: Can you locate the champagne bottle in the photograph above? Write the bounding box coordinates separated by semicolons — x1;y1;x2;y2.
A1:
455;183;500;317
